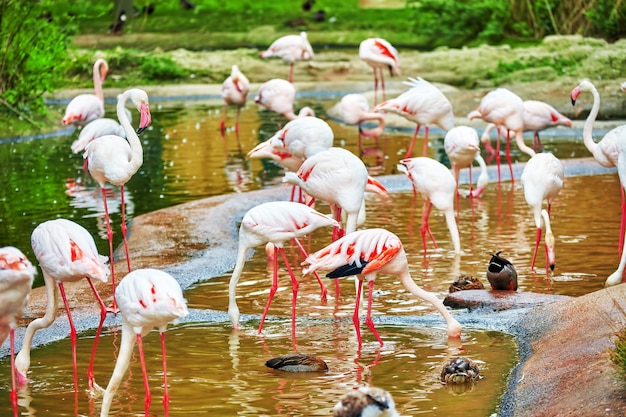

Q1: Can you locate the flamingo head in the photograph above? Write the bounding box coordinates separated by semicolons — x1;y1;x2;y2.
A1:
571;78;593;105
544;230;556;271
127;89;151;134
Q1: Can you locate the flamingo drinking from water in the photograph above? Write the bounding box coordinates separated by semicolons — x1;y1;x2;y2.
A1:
254;78;314;123
303;228;462;347
338;93;385;152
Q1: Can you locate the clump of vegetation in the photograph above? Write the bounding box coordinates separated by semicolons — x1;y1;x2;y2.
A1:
611;327;626;380
0;1;71;118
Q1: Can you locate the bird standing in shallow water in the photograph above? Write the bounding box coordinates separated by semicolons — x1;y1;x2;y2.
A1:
0;247;35;413
303;228;462;347
444;125;489;203
100;268;188;417
254;78;314;123
333;386;399;417
339;93;385;153
15;219;109;393
359;38;401;106
62;58;108;126
84;88;152;310
221;65;250;133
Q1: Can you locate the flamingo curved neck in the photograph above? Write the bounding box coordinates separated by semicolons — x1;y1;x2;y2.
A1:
118;91;143;172
582;85;601;156
93;62;105;102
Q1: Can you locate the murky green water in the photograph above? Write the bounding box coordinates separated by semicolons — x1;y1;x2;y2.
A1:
0;92;622;416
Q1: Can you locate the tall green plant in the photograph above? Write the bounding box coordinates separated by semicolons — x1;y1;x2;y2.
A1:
0;0;71;116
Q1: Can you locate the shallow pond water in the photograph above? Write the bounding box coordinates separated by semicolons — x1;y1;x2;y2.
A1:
0;91;623;416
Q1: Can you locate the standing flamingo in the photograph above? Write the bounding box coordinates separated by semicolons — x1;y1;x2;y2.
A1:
359;38;401;106
605;143;626;286
0;247;35;412
228;201;339;336
303;228;462;347
282;147;388;240
338;93;385;152
374;77;454;158
481;100;572;155
334;386;399;417
71;117;127;171
444;126;489;202
62;58;108;126
220;65;250;133
520;152;564;271
397;157;461;255
254;78;315;123
84;88;152;310
571;78;626;256
100;269;188;417
15;219;109;393
259;32;314;83
468;88;536;184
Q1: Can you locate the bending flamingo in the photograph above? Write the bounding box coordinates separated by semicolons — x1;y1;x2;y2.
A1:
15;219;109;393
398;157;461;255
468;88;536;184
338;93;385;152
571;79;626;257
0;247;35;412
374;77;454;158
254;78;314;122
84;88;152;310
62;58;108;126
334;386;399;417
520;152;564;271
444;125;489;203
303;228;462;347
228;201;339;336
481;100;572;154
100;269;188;417
259;32;314;83
220;65;250;133
282;147;388;240
359;38;401;105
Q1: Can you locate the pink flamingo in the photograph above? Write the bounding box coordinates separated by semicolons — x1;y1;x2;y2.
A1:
481;100;572;155
62;58;108;126
338;93;385;152
282;147;388;240
254;78;315;122
71;117;126;171
84;88;152;310
334;386;399;417
220;65;250;133
468;88;536;184
100;268;188;417
259;32;314;83
15;219;109;393
444;126;489;203
227;201;339;336
0;247;35;413
374;77;454;158
359;38;401;105
303;228;463;347
398;157;461;255
571;79;626;258
520;152;564;271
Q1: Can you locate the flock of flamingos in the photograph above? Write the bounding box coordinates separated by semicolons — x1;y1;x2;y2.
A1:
1;32;626;417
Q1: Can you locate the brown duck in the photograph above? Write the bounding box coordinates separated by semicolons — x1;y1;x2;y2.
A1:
486;251;518;291
264;353;328;372
440;356;481;384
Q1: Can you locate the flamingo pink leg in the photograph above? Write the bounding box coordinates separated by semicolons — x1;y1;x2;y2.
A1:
420;201;438;253
468;165;474;200
136;334;152;417
58;283;79;393
372;68;379;106
101;187;118;312
292;238;327;302
120;184;132;273
379;68;386;103
496;128;502;184
505;130;515;184
421;126;430;157
353;279;364;347
9;329;17;415
288;63;294;84
279;248;299;338
405;124;421;159
235;107;242;134
161;332;170;417
364;280;383;346
86;277;109;390
258;246;280;333
220;104;227;132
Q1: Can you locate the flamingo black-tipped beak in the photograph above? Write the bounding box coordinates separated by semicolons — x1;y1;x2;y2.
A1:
136;102;152;134
570;97;576;106
550;263;555;271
